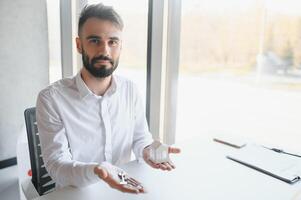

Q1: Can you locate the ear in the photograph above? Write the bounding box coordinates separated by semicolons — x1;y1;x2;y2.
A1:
76;37;82;54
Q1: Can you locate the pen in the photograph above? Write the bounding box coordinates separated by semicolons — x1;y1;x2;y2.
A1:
261;146;301;158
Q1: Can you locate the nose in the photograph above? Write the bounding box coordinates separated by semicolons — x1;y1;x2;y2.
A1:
97;42;110;57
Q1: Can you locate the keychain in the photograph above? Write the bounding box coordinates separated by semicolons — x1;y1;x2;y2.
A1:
117;171;143;189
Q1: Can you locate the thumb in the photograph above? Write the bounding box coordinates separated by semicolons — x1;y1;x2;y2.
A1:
168;147;181;154
98;167;109;179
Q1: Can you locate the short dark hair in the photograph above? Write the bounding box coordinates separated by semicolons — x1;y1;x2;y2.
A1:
78;3;123;36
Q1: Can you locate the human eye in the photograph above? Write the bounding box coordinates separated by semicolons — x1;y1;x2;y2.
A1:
108;39;119;47
89;38;100;45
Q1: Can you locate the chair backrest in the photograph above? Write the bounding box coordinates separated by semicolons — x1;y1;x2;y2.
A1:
24;107;55;195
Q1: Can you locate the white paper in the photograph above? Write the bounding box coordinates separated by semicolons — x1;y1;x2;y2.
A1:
227;144;301;183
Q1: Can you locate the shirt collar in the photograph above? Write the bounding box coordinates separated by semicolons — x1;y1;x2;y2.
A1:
75;71;118;100
106;75;118;96
75;71;92;99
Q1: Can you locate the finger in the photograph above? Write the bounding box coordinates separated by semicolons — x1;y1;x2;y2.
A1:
120;185;140;194
123;183;146;194
168;147;181;154
103;173;142;194
109;179;139;194
126;178;140;187
127;180;145;193
167;159;176;169
137;184;147;193
161;162;173;171
158;163;168;170
127;177;142;186
146;159;160;169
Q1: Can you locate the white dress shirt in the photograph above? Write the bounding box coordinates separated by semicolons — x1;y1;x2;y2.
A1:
36;71;153;188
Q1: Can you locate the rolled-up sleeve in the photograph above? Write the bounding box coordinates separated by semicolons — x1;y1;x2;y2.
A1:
36;89;99;188
131;84;153;158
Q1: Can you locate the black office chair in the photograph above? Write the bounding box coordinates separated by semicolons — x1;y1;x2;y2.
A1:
24;107;55;196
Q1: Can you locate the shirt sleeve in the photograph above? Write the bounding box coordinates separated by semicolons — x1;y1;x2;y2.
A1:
36;89;100;188
131;84;154;159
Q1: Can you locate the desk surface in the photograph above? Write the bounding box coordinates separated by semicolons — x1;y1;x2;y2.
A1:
33;138;301;200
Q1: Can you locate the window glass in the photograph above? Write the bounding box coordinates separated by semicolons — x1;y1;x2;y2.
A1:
46;0;62;83
177;0;301;150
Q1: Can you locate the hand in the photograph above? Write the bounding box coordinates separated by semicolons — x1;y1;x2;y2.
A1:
143;143;181;171
94;162;145;194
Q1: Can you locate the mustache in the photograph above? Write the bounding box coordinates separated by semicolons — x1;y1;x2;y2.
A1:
92;55;113;63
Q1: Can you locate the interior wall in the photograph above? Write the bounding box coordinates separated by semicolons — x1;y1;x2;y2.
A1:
0;0;49;162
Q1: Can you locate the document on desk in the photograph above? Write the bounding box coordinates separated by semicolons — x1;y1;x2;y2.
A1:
227;144;301;184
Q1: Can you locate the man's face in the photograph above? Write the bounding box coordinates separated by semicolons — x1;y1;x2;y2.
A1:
76;18;122;78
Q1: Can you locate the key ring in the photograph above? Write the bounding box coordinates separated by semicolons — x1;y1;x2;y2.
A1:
117;171;143;189
117;171;127;185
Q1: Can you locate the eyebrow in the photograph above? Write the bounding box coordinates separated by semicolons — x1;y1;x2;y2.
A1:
86;35;120;41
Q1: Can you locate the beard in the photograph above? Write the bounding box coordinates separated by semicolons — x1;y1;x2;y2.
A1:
81;48;119;78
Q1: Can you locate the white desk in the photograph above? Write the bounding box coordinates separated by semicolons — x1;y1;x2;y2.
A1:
33;138;301;200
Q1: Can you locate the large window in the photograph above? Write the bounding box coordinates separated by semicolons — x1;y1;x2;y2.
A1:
176;0;301;150
46;0;62;83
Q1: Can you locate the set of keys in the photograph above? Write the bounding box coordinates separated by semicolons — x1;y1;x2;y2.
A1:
117;171;143;190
